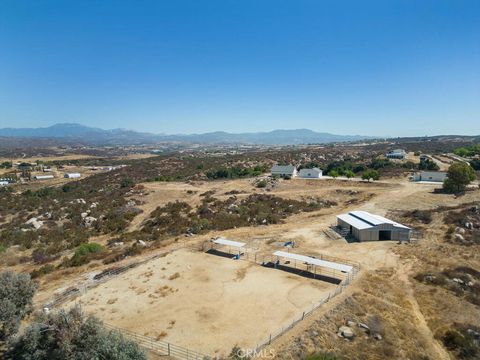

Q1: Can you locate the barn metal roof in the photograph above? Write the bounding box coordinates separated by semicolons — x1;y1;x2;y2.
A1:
212;238;246;248
273;250;353;273
337;210;410;230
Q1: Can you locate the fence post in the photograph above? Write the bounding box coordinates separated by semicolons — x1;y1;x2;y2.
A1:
302;311;305;320
269;334;272;344
168;343;170;356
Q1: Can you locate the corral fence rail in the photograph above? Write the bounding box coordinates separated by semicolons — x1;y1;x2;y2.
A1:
253;264;360;355
104;323;209;360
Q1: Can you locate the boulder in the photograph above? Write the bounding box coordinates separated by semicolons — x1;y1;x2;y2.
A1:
81;212;88;218
454;234;465;242
347;320;356;327
455;227;466;235
137;240;147;247
358;323;370;332
374;333;383;340
25;217;44;230
338;326;354;339
82;216;97;228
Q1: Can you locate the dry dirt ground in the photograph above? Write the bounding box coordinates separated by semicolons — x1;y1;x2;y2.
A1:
29;176;480;359
62;248;337;356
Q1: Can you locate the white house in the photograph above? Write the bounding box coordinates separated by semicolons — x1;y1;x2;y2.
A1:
64;173;81;179
385;149;406;159
0;181;9;186
412;171;447;183
298;167;323;179
271;165;297;178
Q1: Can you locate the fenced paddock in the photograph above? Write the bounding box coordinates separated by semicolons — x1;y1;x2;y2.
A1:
59;248;342;357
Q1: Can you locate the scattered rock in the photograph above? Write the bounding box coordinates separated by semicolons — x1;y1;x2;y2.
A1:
25;217;44;230
455;227;466;235
82;216;97;228
358;323;370;332
81;212;88;218
338;326;354;339
452;278;464;285
374;333;383;340
454;234;465;242
347;320;356;327
137;240;147;247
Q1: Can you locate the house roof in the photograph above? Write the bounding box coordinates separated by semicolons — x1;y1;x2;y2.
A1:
271;165;296;173
299;167;322;173
337;210;410;230
273;250;353;273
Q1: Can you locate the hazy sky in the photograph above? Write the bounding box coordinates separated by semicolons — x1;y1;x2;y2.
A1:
0;0;479;136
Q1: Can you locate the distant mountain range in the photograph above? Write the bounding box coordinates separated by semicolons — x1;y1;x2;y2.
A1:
0;123;375;145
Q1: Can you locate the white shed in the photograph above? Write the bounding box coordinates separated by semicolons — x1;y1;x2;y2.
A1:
64;173;81;179
34;175;54;180
298;167;322;179
412;171;447;183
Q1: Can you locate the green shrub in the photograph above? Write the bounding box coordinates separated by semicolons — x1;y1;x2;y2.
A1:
68;243;104;267
8;306;147;360
256;179;268;188
362;169;380;181
30;264;55;279
0;271;37;339
120;177;135;188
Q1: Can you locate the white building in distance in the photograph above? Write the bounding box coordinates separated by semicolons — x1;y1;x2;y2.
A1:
412;171;447;183
298;167;323;179
34;175;54;180
271;164;297;178
385;149;406;159
64;173;81;179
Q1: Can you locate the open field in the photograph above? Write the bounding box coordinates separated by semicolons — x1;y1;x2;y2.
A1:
62;248;337;356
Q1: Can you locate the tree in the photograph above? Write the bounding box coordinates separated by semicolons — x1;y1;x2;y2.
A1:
0;271;37;340
344;170;355;179
362;169;380;182
419;159;439;171
443;162;476;193
328;170;339;178
8;306;147;360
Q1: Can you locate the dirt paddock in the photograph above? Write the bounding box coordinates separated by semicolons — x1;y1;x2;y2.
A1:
64;248;337;356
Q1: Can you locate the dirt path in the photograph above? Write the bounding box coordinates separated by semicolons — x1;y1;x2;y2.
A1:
396;261;451;360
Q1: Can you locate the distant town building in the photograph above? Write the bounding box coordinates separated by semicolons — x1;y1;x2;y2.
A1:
336;210;411;242
271;164;297;178
412;171;447;183
298;167;323;179
34;175;55;180
64;173;81;179
0;181;9;186
385;149;406;159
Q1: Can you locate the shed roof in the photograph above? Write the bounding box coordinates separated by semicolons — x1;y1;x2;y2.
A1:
273;250;353;273
212;237;246;248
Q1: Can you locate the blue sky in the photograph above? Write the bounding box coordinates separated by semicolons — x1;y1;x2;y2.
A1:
0;0;479;136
